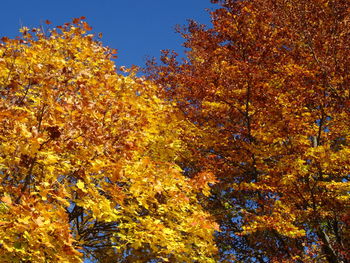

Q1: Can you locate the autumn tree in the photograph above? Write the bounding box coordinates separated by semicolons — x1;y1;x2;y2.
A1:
0;19;219;262
147;0;350;262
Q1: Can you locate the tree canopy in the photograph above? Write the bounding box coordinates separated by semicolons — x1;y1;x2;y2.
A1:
1;0;350;262
0;18;217;262
147;0;350;262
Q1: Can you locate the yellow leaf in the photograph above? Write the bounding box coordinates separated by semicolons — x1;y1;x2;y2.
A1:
76;180;87;193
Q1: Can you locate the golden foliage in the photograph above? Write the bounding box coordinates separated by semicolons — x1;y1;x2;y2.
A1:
0;18;217;262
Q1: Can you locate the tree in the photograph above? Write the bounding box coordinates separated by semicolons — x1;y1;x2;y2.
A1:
147;0;350;262
0;18;218;262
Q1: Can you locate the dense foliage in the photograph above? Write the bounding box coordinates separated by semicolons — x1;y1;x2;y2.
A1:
0;19;218;262
1;0;350;262
147;0;350;262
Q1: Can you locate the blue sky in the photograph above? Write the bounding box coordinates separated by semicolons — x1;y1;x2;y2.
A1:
0;0;214;68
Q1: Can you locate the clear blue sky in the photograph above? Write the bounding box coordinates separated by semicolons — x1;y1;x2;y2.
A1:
0;0;214;68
